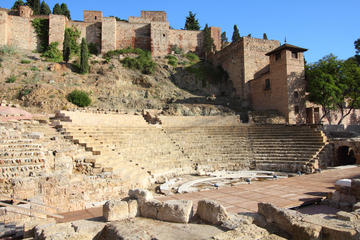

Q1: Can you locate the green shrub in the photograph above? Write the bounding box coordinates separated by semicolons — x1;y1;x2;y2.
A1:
67;90;91;107
166;55;178;68
121;51;156;74
31;19;49;52
103;47;145;59
17;87;32;99
31;66;40;71
21;59;31;64
186;62;228;86
185;52;200;63
170;45;183;55
0;45;17;55
88;42;99;55
41;42;63;62
6;75;16;83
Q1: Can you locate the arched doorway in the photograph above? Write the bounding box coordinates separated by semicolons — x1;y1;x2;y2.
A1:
337;146;356;166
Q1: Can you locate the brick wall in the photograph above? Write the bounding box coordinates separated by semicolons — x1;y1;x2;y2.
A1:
49;14;66;50
101;17;116;53
168;29;203;54
141;11;166;22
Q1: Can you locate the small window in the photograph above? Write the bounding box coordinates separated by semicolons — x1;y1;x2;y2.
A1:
265;79;271;90
292;51;298;59
275;53;281;61
163;34;166;37
294;91;299;99
295;106;299;114
94;16;97;20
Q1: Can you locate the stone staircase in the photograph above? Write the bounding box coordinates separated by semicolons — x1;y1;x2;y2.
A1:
248;125;327;173
53;111;193;184
0;124;46;179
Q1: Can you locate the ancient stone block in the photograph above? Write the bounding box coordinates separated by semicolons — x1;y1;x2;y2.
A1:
196;200;229;225
139;199;162;219
103;200;129;222
336;211;357;221
128;200;139;218
128;189;153;202
258;203;321;240
321;225;359;240
157;200;193;223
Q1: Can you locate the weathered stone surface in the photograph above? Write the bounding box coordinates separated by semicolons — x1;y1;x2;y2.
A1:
196;200;229;225
97;217;223;240
103;200;129;222
353;202;360;211
157;200;193;223
139;199;163;219
128;189;153;202
128;199;139;218
321;225;359;240
34;222;75;240
336;211;357;221
258;203;321;240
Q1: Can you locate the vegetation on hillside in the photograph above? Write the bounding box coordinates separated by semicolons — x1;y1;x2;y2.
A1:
104;48;156;75
41;42;62;62
67;90;91;107
31;18;49;52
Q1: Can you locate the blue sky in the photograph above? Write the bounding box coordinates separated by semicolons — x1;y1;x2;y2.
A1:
1;0;359;63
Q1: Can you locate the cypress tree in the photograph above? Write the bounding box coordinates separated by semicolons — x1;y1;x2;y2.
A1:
80;38;89;74
63;29;71;63
184;11;200;31
33;0;40;15
26;0;34;8
40;1;51;15
203;24;214;61
11;0;25;10
53;3;61;15
263;33;268;40
232;24;240;42
60;3;71;19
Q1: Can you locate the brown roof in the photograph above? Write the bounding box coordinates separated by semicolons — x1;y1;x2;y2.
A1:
266;43;307;56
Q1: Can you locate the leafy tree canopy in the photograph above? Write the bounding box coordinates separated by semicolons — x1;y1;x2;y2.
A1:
184;11;200;31
355;38;360;65
52;3;61;15
306;54;360;124
60;3;70;19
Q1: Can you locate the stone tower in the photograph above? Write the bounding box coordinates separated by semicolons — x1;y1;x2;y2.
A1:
264;44;308;124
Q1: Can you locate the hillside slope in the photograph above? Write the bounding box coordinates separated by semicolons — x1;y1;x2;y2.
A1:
0;48;241;116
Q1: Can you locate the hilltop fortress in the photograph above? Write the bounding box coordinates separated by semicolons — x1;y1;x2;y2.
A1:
0;6;358;125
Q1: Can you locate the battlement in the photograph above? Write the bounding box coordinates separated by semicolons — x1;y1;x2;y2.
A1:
84;10;103;23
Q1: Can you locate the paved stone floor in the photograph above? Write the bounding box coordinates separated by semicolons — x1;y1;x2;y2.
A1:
56;166;360;223
157;166;360;214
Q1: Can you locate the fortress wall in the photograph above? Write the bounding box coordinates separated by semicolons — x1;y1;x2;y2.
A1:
101;17;116;53
141;11;166;22
211;40;245;98
116;22;151;51
49;14;66;50
68;21;102;47
168;29;203;54
210;27;221;51
243;37;280;98
151;22;170;56
7;15;39;51
0;11;8;46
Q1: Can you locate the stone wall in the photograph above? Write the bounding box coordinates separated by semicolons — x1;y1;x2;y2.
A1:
0;10;8;46
101;17;116;53
210;27;221;51
211;37;279;99
168;29;203;54
49;14;66;50
7;15;39;51
151;22;170;56
84;10;103;23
